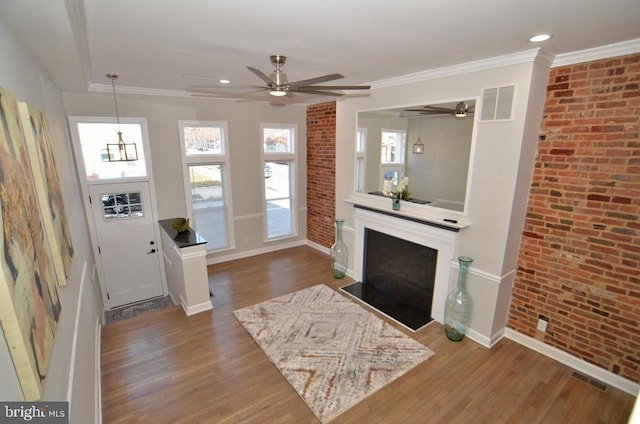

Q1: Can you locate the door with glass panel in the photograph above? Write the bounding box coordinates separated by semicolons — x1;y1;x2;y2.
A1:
68;117;166;309
88;182;164;307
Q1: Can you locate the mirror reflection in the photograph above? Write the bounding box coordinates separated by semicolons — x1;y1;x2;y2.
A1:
356;100;475;212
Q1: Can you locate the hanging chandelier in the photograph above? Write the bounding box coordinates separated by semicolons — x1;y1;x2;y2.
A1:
105;74;138;162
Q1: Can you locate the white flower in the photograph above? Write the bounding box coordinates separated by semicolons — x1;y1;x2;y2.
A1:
383;177;409;199
397;177;409;195
382;180;393;197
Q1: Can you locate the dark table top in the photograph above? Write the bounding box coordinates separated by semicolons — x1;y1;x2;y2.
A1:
159;218;207;248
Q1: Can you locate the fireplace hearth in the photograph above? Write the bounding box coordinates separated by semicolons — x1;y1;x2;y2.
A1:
341;228;437;330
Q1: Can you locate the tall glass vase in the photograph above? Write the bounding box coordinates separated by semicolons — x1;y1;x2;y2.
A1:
330;219;348;279
444;256;474;341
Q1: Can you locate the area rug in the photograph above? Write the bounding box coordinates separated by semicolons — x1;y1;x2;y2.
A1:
105;296;174;324
233;284;434;423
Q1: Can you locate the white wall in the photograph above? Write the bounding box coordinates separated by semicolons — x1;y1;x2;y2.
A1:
336;51;550;344
62;92;308;261
406;115;473;203
0;16;102;423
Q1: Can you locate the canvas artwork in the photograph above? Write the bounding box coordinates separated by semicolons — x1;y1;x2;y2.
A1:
0;87;61;400
18;102;74;286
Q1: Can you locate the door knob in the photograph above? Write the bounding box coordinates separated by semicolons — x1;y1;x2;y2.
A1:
147;248;156;254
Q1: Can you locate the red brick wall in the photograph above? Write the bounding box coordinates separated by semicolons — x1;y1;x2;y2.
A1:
306;101;337;248
508;53;640;382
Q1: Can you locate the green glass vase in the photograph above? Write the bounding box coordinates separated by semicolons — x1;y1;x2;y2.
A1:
330;219;348;279
444;256;473;341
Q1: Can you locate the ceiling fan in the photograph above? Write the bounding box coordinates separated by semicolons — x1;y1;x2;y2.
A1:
187;54;370;98
404;101;475;118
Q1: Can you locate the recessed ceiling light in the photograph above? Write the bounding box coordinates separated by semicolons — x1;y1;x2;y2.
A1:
529;34;552;43
219;79;230;84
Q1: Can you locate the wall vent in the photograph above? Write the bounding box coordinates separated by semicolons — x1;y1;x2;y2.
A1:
480;85;515;121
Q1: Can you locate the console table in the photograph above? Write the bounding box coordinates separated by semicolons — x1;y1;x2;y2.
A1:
159;219;213;316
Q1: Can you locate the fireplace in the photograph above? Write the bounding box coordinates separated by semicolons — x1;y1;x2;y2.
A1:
342;228;438;330
343;206;458;330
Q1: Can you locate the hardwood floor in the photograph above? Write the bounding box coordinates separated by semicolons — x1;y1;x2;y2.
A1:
101;246;635;423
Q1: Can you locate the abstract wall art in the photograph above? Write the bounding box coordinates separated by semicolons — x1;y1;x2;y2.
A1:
18;102;74;286
0;87;61;400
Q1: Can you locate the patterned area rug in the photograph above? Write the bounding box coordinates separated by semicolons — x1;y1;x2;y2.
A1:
233;284;434;423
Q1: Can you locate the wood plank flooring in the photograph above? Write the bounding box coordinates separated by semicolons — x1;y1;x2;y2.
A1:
101;246;635;423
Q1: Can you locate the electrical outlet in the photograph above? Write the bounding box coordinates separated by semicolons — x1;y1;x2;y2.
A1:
537;315;549;332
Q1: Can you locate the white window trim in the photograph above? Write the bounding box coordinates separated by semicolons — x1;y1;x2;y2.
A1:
261;123;298;241
178;120;235;251
355;127;367;193
379;128;406;188
68;116;153;185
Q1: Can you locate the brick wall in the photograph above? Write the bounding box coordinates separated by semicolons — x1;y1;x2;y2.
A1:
508;53;640;382
306;101;337;248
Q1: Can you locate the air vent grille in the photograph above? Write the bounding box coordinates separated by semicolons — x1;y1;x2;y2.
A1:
480;85;515;121
571;371;608;392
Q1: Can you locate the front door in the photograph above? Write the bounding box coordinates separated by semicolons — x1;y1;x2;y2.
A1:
88;181;164;308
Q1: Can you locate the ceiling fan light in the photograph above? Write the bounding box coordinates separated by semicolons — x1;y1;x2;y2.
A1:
219;79;230;84
269;89;287;97
455;101;467;118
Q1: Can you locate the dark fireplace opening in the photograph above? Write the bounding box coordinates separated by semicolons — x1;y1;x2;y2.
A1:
341;228;437;331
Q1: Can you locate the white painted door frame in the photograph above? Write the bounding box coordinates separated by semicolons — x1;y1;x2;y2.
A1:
67;116;168;310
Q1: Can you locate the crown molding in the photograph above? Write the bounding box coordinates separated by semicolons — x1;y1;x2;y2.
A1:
87;82;318;105
552;38;640;67
88;82;198;98
64;0;91;89
370;49;546;90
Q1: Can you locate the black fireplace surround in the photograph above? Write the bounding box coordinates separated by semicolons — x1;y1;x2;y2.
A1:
341;228;437;331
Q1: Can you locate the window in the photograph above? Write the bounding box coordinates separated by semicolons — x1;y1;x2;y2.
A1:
76;121;148;180
355;127;367;192
179;121;232;251
100;191;143;220
262;124;296;239
380;129;406;187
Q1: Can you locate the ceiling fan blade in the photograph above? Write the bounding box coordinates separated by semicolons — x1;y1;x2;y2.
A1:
290;88;344;96
422;106;456;113
287;73;344;89
405;108;450;114
246;66;274;85
296;85;370;91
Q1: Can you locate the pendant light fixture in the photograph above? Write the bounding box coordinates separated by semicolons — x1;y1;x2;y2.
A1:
105;74;138;162
412;137;424;154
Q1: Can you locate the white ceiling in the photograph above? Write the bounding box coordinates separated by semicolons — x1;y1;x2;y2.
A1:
1;0;639;104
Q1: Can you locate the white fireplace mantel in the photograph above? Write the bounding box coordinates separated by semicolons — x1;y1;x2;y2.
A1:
353;206;460;324
345;193;471;230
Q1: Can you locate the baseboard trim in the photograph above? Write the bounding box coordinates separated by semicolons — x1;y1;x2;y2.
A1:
306;239;329;255
67;262;88;402
465;327;505;349
306;240;356;279
180;296;213;316
504;328;639;396
206;239;306;265
95;317;102;424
